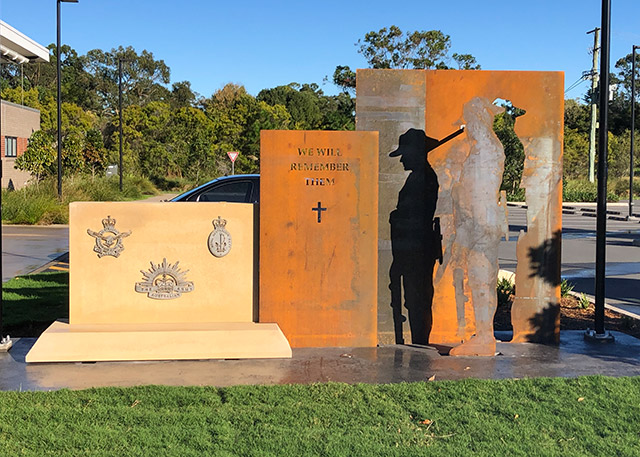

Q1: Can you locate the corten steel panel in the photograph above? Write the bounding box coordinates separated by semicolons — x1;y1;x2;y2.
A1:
424;70;563;345
355;69;426;344
69;202;257;325
259;130;378;348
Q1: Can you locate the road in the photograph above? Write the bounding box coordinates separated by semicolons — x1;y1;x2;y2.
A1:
500;204;640;316
1;225;69;282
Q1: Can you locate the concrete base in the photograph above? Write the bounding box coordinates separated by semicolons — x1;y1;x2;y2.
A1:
25;321;292;363
0;336;13;353
584;329;616;343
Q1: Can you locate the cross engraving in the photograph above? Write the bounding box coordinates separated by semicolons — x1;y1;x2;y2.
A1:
311;201;327;223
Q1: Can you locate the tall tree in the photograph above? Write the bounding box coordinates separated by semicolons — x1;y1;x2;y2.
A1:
332;26;480;91
84;46;171;114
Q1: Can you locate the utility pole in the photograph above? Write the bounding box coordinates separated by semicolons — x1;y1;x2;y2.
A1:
588;27;601;183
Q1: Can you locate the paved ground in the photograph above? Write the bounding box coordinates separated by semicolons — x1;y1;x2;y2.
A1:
2;330;639;391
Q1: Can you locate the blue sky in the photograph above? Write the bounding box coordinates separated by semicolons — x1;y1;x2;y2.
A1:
2;0;640;100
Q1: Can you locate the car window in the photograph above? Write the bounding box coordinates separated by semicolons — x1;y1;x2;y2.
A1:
250;179;260;203
197;181;253;202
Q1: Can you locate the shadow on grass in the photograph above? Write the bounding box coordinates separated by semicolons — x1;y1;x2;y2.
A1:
2;271;69;337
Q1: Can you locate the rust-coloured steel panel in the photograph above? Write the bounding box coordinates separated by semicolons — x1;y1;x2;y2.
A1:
356;70;563;352
425;71;564;348
355;69;427;344
259;130;379;348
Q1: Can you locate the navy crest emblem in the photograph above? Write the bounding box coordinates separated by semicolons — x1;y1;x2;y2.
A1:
208;216;232;258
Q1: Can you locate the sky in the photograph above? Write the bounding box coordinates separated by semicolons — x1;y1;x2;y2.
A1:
2;0;640;100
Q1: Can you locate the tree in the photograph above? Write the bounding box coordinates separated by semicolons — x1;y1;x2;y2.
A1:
331;66;356;94
493;103;526;197
332;26;479;92
84;46;171;114
204;83;291;174
170;81;197;109
15;130;56;181
168;107;217;182
564;99;590;133
257;83;322;130
83;129;108;177
452;53;481;70
563;128;590;179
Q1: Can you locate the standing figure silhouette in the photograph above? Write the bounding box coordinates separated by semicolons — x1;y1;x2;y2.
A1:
389;128;462;345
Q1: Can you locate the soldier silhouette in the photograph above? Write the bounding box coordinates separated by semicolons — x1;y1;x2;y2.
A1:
389;127;463;345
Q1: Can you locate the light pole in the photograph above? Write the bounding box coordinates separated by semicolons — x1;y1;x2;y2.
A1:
586;0;614;342
118;58;133;192
630;45;639;220
56;0;78;199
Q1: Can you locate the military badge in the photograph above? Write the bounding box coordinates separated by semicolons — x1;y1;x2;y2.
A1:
135;258;194;300
87;215;131;258
208;216;232;258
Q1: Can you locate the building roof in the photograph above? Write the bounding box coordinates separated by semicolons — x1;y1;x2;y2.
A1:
0;20;49;64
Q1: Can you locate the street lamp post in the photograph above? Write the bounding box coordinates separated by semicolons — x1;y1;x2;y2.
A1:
119;59;124;192
118;58;132;192
586;0;615;342
56;0;78;199
630;45;639;220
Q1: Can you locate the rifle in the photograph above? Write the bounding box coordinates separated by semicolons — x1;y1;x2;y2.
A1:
433;217;443;265
389;262;405;345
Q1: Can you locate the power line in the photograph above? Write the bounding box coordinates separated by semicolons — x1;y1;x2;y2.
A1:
565;74;588;94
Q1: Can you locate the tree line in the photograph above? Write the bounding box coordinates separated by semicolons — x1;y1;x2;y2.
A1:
0;45;355;188
564;52;640;183
1;25;636;194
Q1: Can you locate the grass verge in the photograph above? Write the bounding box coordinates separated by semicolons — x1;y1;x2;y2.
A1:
0;376;639;456
1;271;68;337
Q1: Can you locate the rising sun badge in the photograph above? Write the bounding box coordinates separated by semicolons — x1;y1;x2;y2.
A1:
208;216;232;258
135;258;194;300
87;215;131;258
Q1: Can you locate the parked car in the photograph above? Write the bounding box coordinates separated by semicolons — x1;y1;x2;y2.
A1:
170;175;260;203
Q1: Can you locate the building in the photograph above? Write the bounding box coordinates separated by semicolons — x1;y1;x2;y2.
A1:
0;20;50;189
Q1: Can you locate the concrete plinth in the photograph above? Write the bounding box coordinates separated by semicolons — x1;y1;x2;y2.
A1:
26;321;292;363
0;337;13;353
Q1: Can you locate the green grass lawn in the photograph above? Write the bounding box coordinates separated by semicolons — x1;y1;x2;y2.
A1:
0;376;639;456
1;271;68;336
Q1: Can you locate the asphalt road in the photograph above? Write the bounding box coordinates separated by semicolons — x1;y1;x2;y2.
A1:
1;225;69;282
499;204;640;315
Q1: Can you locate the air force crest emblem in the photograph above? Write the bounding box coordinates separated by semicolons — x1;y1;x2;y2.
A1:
87;215;131;258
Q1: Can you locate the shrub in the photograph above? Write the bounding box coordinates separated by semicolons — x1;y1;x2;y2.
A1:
579;293;591;309
563;179;619;202
2;175;159;224
561;279;575;298
611;177;640;198
506;188;525;202
1;181;63;224
497;276;515;307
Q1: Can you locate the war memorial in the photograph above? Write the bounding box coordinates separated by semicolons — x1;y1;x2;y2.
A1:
26;69;564;362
